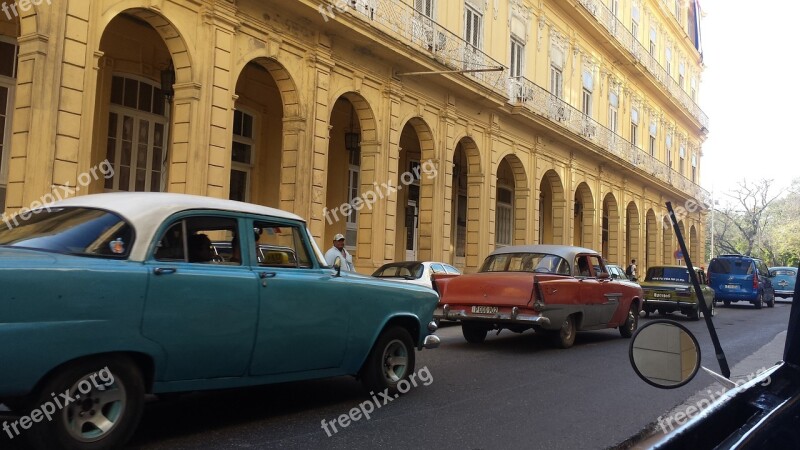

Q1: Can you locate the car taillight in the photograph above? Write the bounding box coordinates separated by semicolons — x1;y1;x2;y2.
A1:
753;275;759;290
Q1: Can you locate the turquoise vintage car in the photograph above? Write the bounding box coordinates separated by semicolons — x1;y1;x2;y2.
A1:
770;266;797;301
0;193;440;449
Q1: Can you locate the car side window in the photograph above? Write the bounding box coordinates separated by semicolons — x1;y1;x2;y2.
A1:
253;221;312;268
575;256;591;277
154;216;240;265
588;256;604;277
431;263;446;274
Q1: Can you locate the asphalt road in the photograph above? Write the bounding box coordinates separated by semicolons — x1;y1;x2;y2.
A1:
2;300;793;450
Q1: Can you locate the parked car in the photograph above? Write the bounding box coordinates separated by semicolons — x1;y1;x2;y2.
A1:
433;245;643;348
607;263;637;283
629;266;800;449
769;266;797;301
372;260;461;289
640;265;715;320
708;254;775;308
0;193;441;450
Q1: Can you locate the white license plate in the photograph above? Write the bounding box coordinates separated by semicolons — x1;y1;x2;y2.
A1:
724;284;738;289
471;306;498;314
653;293;671;299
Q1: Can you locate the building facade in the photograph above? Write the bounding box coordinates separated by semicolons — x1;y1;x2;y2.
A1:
0;0;708;273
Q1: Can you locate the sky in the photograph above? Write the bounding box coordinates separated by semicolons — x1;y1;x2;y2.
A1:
698;1;800;202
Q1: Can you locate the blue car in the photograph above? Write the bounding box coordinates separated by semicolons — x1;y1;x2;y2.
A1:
0;193;441;449
770;266;797;301
708;254;775;308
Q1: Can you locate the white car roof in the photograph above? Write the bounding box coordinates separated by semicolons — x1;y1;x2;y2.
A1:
51;193;305;261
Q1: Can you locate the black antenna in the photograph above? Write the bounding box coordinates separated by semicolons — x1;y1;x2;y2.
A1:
666;201;730;378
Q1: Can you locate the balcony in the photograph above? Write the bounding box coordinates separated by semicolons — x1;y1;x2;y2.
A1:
509;77;709;203
338;0;508;96
576;0;709;130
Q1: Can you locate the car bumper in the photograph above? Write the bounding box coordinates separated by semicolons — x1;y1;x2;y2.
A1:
423;334;441;349
434;305;551;327
775;290;794;298
644;299;699;309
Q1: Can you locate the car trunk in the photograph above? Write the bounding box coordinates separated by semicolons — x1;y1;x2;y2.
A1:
439;272;537;307
642;283;694;303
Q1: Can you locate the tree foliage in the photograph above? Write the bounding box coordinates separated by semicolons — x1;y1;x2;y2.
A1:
708;178;800;266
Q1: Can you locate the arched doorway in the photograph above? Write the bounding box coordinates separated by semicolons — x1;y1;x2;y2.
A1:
690;224;700;262
539;170;566;244
625;201;640;268
451;138;480;269
602;193;620;263
646;209;657;270
229;59;297;208
0;11;19;211
574;182;595;248
495;155;528;248
93;11;191;195
663;215;675;264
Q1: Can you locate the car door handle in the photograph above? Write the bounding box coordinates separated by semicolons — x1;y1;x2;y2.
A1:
260;272;277;279
154;267;177;276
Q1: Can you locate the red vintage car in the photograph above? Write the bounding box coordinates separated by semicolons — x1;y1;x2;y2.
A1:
434;245;643;348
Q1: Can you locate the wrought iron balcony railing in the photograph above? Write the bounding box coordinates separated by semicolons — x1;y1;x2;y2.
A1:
509;76;709;203
576;0;709;130
339;0;509;96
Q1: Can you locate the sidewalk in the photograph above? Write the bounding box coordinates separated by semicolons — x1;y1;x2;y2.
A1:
622;330;787;449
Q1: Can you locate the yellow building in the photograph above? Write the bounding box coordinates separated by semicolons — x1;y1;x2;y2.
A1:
0;0;708;273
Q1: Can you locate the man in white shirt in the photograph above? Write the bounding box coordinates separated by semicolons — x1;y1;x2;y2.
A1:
325;233;354;272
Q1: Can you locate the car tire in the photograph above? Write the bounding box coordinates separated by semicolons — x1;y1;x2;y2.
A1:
25;356;145;450
754;293;763;309
723;300;731;307
619;304;638;338
767;295;775;308
688;308;700;321
360;326;416;396
462;323;488;344
550;315;576;349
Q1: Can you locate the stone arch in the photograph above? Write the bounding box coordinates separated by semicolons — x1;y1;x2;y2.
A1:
496;153;529;247
601;193;620;263
539;169;566;245
233;57;302;119
574;182;595;249
626;201;640;269
324;92;379;267
394;116;436;261
449;137;481;270
663;214;675;264
646;209;658;270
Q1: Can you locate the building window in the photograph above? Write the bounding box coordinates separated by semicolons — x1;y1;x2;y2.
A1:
649;28;657;55
414;0;435;18
346;147;361;244
631;108;639;147
679;144;686;175
690;77;697;101
691;153;697;183
666;47;672;75
0;38;17;209
230;109;255;202
679;61;686;89
582;70;593;116
105;75;167;193
496;187;513;246
510;37;525;78
674;0;682;22
609;91;619;133
649;122;657;156
464;4;482;50
666;134;673;167
611;0;619;17
631;5;640;40
550;65;563;99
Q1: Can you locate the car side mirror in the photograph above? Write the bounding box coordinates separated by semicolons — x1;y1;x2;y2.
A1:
598;272;610;280
629;320;701;389
333;256;342;277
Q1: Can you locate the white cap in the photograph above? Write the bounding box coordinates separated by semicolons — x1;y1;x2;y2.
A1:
333;233;345;241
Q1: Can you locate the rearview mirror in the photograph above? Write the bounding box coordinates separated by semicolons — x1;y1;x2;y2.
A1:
629;320;701;389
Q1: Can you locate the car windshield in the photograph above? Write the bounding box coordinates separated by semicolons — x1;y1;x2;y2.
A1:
709;258;753;275
645;267;690;283
0;207;134;258
773;269;796;276
373;263;424;279
480;252;570;275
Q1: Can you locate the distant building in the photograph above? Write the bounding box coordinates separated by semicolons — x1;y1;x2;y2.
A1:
0;0;708;273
